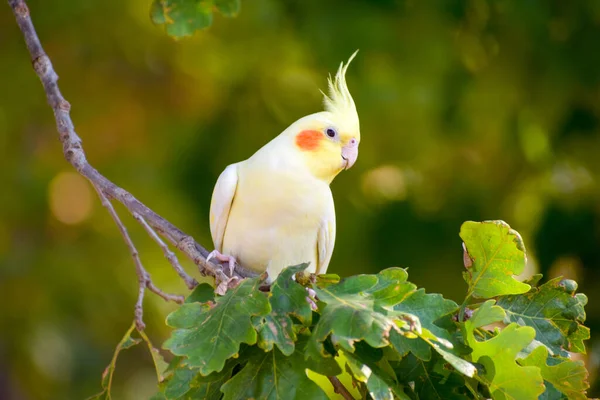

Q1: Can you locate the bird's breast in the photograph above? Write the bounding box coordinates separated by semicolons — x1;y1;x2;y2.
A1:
221;167;332;277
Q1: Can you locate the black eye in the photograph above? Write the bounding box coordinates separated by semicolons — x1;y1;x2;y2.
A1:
326;128;337;138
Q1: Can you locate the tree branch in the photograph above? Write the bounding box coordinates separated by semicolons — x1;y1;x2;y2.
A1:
327;376;355;400
94;185;184;331
133;212;198;290
7;0;257;292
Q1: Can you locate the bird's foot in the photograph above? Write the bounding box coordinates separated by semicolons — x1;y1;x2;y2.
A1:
306;287;318;311
206;250;237;277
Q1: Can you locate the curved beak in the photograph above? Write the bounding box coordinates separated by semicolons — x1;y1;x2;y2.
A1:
341;138;359;170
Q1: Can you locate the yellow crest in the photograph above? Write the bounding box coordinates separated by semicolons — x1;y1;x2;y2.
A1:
322;50;360;138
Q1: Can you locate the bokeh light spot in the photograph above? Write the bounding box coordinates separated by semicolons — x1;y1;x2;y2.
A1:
361;165;407;203
519;124;551;164
49;172;93;225
29;325;73;382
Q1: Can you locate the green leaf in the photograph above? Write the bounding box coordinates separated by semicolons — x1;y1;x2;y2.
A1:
157;356;238;400
464;305;545;399
151;0;214;38
215;0;241;17
420;334;476;378
370;268;473;378
185;374;232;399
220;346;328;400
309;270;417;355
365;373;395;400
253;265;312;356
389;329;431;360
315;273;341;287
460;220;531;298
138;329;170;382
567;322;590;354
161;366;197;399
345;350;409;400
497;277;589;356
519;346;589;400
390;282;458;361
120;335;142;350
163;359;238;400
150;0;242;38
366;268;415;306
253;314;295;356
185;283;215;304
163;277;270;375
393;353;469;400
469;300;506;328
88;323;141;399
302;334;342;376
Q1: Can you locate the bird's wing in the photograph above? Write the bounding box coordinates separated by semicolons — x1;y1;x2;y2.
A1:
209;163;240;252
316;195;336;275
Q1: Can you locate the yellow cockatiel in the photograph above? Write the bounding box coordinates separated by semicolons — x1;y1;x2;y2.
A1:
208;52;360;282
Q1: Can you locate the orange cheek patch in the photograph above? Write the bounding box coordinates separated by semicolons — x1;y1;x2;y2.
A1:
295;130;322;151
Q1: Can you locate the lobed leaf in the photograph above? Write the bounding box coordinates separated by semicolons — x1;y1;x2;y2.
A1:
460;220;531;298
345;348;410;400
308;267;476;384
394;353;470;400
497;277;590;356
157;357;237;400
463;302;545;399
309;269;418;355
220;346;328;400
419;332;477;378
163;277;270;375
185;283;215;304
469;300;506;328
253;264;312;355
519;346;589;400
161;366;197;399
296;333;343;379
391;284;458;362
372;269;475;378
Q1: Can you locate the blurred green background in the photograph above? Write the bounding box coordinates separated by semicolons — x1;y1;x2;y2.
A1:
2;0;600;398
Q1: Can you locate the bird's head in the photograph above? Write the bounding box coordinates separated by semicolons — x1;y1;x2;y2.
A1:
288;51;360;183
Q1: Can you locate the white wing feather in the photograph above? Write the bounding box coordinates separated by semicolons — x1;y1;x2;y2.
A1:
316;197;336;275
209;163;239;252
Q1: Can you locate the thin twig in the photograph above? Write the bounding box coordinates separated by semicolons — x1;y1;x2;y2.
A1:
7;0;257;286
146;280;185;304
328;376;355;400
133;212;198;290
135;276;146;330
93;185;184;330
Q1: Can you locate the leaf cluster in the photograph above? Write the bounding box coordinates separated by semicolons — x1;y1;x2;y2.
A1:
151;0;241;38
94;221;591;399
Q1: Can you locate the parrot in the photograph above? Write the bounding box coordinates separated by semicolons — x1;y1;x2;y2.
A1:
207;51;360;283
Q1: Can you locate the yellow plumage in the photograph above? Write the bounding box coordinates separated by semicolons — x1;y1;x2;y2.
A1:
209;52;360;282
